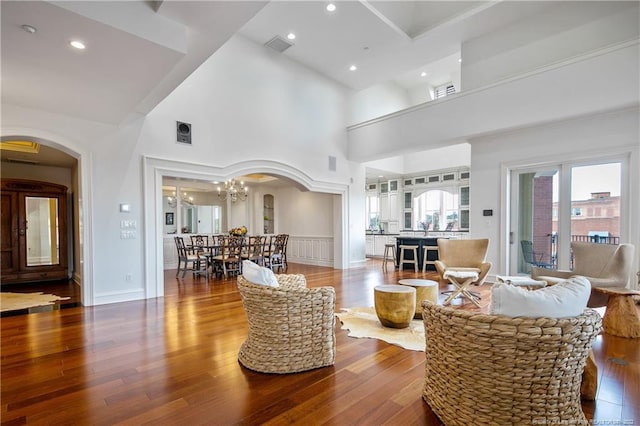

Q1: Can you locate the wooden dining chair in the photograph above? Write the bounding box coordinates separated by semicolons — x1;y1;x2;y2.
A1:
268;234;288;272
212;236;244;277
243;235;267;266
190;235;210;253
174;236;208;279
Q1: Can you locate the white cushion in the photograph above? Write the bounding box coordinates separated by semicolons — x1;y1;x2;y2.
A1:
242;260;279;287
489;276;590;318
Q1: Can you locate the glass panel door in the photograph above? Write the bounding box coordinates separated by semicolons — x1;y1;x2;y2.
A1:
511;168;558;274
569;163;621;266
510;160;623;275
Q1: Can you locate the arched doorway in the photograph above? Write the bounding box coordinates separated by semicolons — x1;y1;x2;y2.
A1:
1;132;94;306
142;156;349;298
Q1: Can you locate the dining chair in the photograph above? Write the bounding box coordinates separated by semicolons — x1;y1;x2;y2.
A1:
190;235;210;253
243;235;267;266
174;236;208;279
212;235;244;277
268;234;288;272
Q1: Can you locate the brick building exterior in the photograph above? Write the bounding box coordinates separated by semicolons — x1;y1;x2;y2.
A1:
552;192;620;237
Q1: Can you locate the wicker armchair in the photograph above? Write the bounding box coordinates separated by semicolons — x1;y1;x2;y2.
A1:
421;301;601;426
237;274;336;374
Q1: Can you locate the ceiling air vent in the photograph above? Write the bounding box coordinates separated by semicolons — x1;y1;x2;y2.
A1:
265;36;293;53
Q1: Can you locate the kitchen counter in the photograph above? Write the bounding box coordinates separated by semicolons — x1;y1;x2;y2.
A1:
396;236;441;271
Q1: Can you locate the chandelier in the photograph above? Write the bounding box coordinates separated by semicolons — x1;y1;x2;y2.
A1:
218;178;248;202
167;192;194;207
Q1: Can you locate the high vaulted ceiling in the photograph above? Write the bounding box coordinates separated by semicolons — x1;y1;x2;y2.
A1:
1;0;590;170
2;0;559;128
238;1;552;91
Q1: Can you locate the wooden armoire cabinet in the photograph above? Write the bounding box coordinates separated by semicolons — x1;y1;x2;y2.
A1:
1;179;69;284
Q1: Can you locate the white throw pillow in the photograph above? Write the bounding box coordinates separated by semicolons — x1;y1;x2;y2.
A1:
490;276;590;318
242;260;279;287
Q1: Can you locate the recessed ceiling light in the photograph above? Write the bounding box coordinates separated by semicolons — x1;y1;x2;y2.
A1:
326;3;336;12
287;33;296;40
421;71;427;77
21;24;37;34
70;40;85;50
349;65;357;71
458;58;462;63
378;175;384;178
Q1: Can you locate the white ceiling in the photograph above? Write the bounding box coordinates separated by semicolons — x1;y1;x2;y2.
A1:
1;0;556;170
237;1;552;91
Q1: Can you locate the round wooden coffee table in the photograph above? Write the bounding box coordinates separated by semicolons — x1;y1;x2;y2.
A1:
398;279;438;318
374;285;416;329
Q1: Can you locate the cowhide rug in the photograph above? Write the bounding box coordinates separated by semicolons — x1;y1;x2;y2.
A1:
336;306;425;352
0;292;70;312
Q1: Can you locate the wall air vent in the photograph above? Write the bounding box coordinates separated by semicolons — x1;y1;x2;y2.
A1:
265;36;293;53
176;121;191;144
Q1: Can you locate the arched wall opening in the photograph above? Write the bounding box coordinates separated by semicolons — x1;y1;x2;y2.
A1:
142;156;349;299
1;128;94;306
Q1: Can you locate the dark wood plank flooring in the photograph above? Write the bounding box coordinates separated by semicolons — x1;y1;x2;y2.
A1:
1;260;638;425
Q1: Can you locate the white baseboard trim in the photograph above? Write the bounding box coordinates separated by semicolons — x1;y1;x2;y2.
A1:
94;289;146;305
350;259;367;268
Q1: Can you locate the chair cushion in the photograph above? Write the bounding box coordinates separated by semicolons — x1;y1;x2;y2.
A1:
242;260;279;287
490;276;590;318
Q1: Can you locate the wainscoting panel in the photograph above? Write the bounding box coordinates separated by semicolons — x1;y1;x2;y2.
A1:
162;235;334;270
287;236;334;267
164;237;178;269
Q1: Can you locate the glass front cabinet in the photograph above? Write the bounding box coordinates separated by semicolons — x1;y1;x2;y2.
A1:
1;179;69;284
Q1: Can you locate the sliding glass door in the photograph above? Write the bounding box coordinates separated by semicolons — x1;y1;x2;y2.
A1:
510;160;623;275
511;167;559;274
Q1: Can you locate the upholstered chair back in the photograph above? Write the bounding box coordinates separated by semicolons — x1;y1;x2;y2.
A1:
572;242;634;281
435;239;492;285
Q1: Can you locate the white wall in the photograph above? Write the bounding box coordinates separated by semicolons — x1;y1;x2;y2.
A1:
348;81;410;126
470;108;640;282
402;144;470;175
462;2;639;90
142;35;351;181
1;162;72;188
274;187;334;236
2;34;360;305
347;41;638;162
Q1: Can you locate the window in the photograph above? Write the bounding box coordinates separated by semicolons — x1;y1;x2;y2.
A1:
434;83;456;99
414;189;459;231
366;194;380;230
572;208;582;216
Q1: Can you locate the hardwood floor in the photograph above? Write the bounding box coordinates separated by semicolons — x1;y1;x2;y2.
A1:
1;260;638;425
0;280;81;317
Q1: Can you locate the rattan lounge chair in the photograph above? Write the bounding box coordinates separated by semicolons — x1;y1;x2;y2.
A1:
421;301;601;426
237;274;336;373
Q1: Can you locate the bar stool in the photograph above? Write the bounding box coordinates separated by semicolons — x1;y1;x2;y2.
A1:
382;243;396;271
422;246;438;272
399;245;419;272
